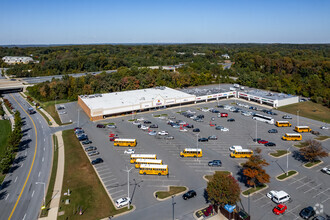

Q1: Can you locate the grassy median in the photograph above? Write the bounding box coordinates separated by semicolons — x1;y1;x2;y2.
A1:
0;120;11;184
278;101;330;123
58;130;130;220
155;186;187;199
270;150;289;158
242;184;267;196
304;160;322;168
277;170;297;180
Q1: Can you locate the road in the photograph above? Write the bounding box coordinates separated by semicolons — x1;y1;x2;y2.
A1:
0;93;53;220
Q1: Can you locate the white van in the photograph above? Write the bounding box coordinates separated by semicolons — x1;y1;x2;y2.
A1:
272;191;291;204
229;145;243;152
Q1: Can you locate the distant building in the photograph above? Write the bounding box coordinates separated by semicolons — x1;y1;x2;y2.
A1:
176;52;186;55
193;52;206;56
221;54;230;59
2;56;34;64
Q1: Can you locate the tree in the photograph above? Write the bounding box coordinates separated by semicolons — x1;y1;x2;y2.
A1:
299;139;328;162
242;148;270;188
206;172;241;206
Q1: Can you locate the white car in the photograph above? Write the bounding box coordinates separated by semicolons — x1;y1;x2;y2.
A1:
221;127;229;132
179;121;186;125
158;131;169;135
115;197;131;208
321;126;329;130
133;121;141;126
136;118;145;121
159;116;167;120
179;128;188;132
140;125;149;130
229;145;242;152
186;110;196;114
124;149;135;154
267;190;278;199
201;108;209;112
321;167;330;175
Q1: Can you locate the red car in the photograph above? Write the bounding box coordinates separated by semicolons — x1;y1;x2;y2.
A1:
258;140;268;144
273;204;287;215
220;113;228;117
109;137;118;141
182;123;189;127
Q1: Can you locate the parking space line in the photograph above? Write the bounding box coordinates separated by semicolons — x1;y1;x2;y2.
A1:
288;176;306;185
98;170;112;174
113;194;127;200
296;180;314;189
101;175;114;180
108;187;121;192
110;190;124;196
260;200;272;208
312;188;330;198
304;184;322;193
105;182;119;187
103;178;117;183
322;197;330;203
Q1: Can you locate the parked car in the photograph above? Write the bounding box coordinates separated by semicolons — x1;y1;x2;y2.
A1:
96;124;105;128
265;142;276;147
149;124;158;128
132;121;141;126
88;151;99;156
221;127;229;132
193;128;200;132
78;134;88;141
321;167;330;175
208;160;222;167
227;118;235;122
312;216;326;220
217;105;224;108
168;115;176;119
215;126;224;130
282;115;292;119
258;140;269;144
320;126;329;130
229;145;242;152
180;128;188;132
91;158;103;165
208;135;217;140
115;197;131;208
109;137;118;141
197;114;204;118
140;125;149;130
195;119;204;122
136;118;145;121
198;138;208;142
210;109;219;113
182;190;197;200
74;127;82;131
271;191;291;204
124;149;135;154
220;113;228;117
164;136;174;140
253;138;261;142
158;131;169;136
186;124;194;128
148;131;157;136
268;129;278;133
300;206;316;219
144;120;152;124
311;130;320;136
267;190;278;199
273;204;287;215
106;124;117;128
85;146;97;152
82;140;92;145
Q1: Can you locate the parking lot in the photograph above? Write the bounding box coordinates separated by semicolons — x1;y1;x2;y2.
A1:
62;98;329;220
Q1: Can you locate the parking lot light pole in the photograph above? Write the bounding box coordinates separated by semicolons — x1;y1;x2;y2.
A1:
77;108;80;127
36;182;45;208
297;110;300;126
123;167;133;209
172;195;176;220
196;133;199;160
255;119;257;142
286;147;291;176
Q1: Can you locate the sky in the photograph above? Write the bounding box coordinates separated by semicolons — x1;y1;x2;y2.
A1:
0;0;329;45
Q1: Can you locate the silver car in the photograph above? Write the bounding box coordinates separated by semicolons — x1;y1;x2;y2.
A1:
88;151;99;156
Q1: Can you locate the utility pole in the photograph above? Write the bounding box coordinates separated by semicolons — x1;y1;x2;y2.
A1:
123;167;133;209
255;119;257;142
77;108;80;127
286;147;291;176
297;110;300;126
172;195;176;220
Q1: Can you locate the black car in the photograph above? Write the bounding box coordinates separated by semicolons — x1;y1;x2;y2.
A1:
227;118;235;122
233;110;240;113
211;109;219;113
91;158;103;165
198;138;208;142
82;140;92;145
217;105;224;108
197;114;204;118
193;128;200;132
265;142;276;147
182;190;197;200
208;160;222;167
149;124;158;128
282;115;292;119
186;124;194;128
268;129;278;133
253;138;261;142
144;120;152;124
300;206;316;219
78;134;88;141
312;216;326;220
96;124;105;128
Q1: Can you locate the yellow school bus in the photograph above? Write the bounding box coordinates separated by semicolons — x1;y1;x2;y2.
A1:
180;148;202;158
134;159;162;168
139;164;168;176
113;138;137;147
130;154;157;164
294;126;311;133
230;149;254;158
276;121;292;127
282;133;302;141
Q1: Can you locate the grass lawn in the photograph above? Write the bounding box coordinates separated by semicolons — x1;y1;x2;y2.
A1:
242;185;267;196
315;136;330;141
0;120;11;184
155;186;187;199
40;135;59;217
277;101;330;123
59;130;130;220
270;150;289;158
305;160;322;168
294;141;309;148
277;170;297;180
204;171;231;182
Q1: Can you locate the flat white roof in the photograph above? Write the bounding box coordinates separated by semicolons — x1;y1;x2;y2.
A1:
80;87;193;111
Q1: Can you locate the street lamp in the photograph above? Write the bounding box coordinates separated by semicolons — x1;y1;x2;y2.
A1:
286;147;291;176
122;167;133;209
196;133;200;160
77;108;80;127
297;110;300;126
36;182;46;209
172;195;176;220
255;119;258;142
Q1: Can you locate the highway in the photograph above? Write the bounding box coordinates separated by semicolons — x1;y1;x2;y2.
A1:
0;93;53;220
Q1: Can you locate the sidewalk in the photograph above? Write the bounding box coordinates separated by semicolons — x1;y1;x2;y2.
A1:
40;108;59;127
1;98;15;130
39;131;65;220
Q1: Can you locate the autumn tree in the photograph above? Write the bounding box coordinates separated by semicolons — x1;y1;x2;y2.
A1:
242;148;270;188
299;139;328;162
206;172;241;206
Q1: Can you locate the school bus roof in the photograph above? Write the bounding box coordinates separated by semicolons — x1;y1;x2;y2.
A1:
285;133;302;136
295;126;310;128
130;154;157;158
183;148;202;152
140;164;168;169
135;159;162;163
276;121;290;123
114;138;136;142
234;149;253;153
